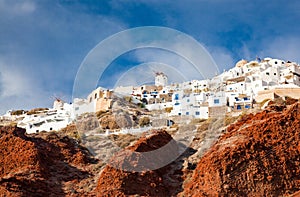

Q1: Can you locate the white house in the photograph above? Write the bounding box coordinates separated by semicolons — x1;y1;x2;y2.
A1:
114;86;134;95
170;90;209;119
73;98;94;117
155;72;168;87
17;100;74;134
207;92;227;107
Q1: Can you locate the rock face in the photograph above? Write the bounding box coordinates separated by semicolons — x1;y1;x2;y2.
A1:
2;101;300;196
184;102;300;196
0;126;98;196
95;130;180;197
98;114;119;130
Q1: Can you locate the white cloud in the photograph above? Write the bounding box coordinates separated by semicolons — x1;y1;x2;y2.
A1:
0;64;32;98
15;1;36;14
133;48;198;81
0;1;128;112
0;0;36;16
259;36;300;63
0;60;51;114
114;62;187;88
207;46;235;71
240;43;252;61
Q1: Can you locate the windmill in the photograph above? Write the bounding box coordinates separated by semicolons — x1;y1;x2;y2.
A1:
154;71;165;76
51;94;67;109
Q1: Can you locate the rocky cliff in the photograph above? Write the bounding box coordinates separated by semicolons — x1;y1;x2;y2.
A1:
183;102;300;196
0;126;99;196
1;101;300;196
95;130;181;197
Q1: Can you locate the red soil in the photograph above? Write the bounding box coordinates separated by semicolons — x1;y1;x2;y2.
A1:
184;102;300;196
0;126;97;197
95;130;180;197
1;101;300;196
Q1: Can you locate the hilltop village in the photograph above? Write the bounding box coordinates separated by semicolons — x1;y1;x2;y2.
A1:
1;57;300;133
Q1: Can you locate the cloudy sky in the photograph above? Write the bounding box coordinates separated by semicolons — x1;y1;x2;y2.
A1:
1;0;300;114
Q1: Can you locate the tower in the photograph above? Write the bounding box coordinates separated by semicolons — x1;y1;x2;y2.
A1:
155;72;168;87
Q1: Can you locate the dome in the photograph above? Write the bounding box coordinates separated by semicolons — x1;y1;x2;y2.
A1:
248;61;259;67
235;59;248;67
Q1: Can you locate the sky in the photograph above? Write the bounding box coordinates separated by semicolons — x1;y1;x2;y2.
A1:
1;0;300;114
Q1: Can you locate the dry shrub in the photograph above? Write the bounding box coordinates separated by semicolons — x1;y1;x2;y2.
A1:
108;134;138;148
96;110;110;119
27;108;49;115
139;116;150;127
189;118;206;125
224;115;239;126
11;110;27;116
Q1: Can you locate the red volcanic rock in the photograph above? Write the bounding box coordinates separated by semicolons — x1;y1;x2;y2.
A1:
95;130;180;197
184;102;300;196
0;126;97;196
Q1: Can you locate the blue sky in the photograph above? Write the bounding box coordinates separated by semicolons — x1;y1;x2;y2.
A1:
1;0;300;114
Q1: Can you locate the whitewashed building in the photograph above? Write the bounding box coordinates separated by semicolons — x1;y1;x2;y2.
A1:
155;72;168;87
17;100;74;134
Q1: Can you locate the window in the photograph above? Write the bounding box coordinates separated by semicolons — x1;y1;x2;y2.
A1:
89;97;92;102
75;107;79;111
50;127;53;131
163;91;165;93
178;113;181;115
195;111;200;115
214;99;220;104
175;102;180;105
266;72;270;75
187;99;190;102
274;73;276;75
175;94;179;100
275;61;277;64
186;112;189;115
237;105;242;110
95;93;97;99
245;105;251;109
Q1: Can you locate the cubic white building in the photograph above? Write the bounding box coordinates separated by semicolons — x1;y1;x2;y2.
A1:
17;100;74;134
155;72;168;87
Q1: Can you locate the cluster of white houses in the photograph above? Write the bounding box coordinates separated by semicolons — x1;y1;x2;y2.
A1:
114;57;300;119
1;57;300;133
